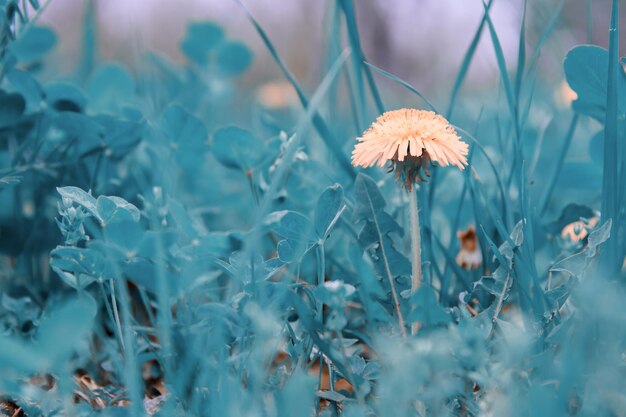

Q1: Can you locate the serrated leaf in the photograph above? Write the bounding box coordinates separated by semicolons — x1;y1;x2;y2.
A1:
586;218;612;256
550;252;588;277
353;174;411;294
545;276;578;311
550;220;612;277
473;275;506;297
407;285;450;327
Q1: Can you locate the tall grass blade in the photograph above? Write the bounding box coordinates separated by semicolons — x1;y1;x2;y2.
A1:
446;0;494;119
236;0;355;179
77;0;96;81
600;0;620;276
338;0;385;115
364;61;437;112
514;0;527;100
481;0;517;134
254;50;350;228
526;0;565;78
586;0;593;43
538;116;579;214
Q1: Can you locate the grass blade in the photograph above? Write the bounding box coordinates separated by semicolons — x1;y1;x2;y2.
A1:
364;61;438;112
526;0;565;76
600;0;621;275
236;0;355;180
514;0;527;100
446;0;494;119
586;0;593;43
257;50;350;225
482;0;517;134
538;116;579;214
338;0;385;115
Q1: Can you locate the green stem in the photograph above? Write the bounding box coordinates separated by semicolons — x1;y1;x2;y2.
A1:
316;243;325;321
327;360;335;392
98;280;125;352
109;279;126;351
245;170;260;206
114;276;146;417
409;189;422;335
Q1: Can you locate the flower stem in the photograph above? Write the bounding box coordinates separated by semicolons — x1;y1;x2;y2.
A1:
409;188;422;334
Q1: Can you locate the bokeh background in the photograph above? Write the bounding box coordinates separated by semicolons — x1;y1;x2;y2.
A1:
39;0;624;99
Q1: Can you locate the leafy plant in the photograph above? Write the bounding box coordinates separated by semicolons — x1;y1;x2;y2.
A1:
0;1;624;417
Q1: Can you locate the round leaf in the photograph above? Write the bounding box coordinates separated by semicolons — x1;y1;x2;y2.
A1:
96;195;141;225
0;91;25;128
10;26;57;63
268;210;315;242
181;22;224;66
44;82;87;113
314;184;344;239
160;104;209;163
86;63;135;111
215;41;253;76
212;126;264;171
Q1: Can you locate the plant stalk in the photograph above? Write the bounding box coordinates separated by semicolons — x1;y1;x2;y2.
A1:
409;188;422;334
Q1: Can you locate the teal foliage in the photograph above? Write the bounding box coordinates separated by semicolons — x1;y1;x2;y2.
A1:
212;126;265;171
180;21;253;75
180;22;224;66
564;45;626;121
353;173;411;316
9;25;56;63
0;1;624;417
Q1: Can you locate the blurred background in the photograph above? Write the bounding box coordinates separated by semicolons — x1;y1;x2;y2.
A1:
38;0;623;99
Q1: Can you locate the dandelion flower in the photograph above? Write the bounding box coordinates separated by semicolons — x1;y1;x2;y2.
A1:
561;216;599;243
554;80;578;108
256;80;297;109
352;109;469;190
351;109;469;335
455;226;482;270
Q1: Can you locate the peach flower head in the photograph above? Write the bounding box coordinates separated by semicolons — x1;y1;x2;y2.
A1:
351;109;468;190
